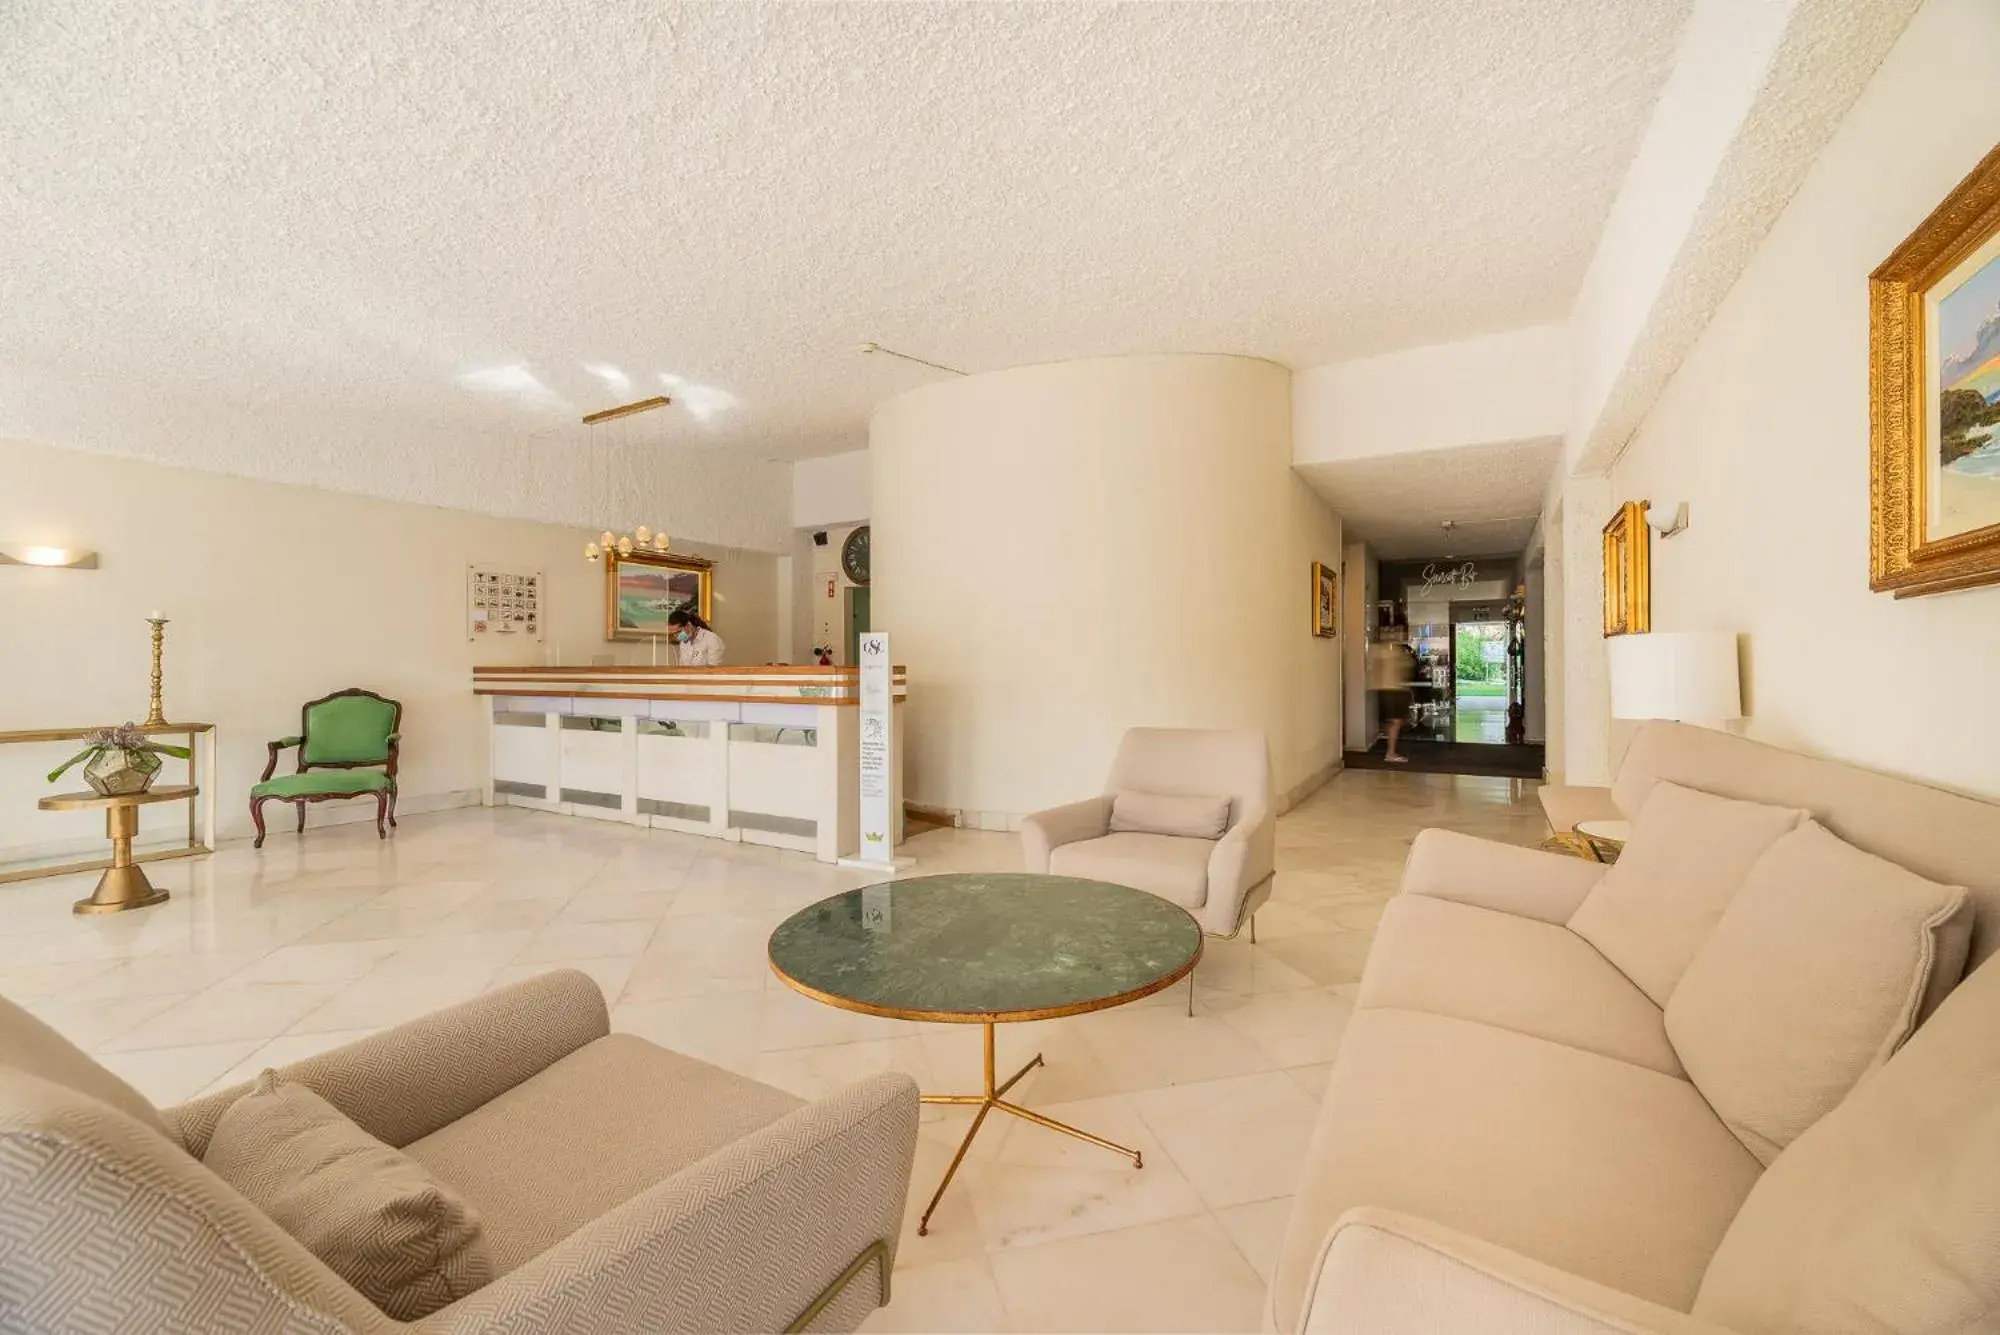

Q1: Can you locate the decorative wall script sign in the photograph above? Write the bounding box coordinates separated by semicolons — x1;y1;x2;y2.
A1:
1418;562;1479;595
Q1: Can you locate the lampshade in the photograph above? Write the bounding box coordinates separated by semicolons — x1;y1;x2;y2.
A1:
1608;631;1741;724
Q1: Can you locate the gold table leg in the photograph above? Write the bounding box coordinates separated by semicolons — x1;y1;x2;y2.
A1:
75;802;169;916
915;1020;1144;1236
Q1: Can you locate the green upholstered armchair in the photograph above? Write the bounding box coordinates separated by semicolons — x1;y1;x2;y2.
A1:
251;688;402;848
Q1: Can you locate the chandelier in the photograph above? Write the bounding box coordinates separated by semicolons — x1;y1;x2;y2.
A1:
585;525;672;562
580;393;676;562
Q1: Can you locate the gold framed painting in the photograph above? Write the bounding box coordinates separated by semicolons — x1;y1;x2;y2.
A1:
604;549;713;641
1602;501;1651;637
1311;561;1338;637
1870;142;2000;598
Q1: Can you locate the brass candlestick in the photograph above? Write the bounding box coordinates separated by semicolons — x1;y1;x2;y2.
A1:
144;616;169;727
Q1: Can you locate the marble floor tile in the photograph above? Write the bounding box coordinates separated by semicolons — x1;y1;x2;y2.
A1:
1202;987;1356;1067
988;1213;1266;1334
100;979;350;1052
959;1092;1206;1252
201;1027;384;1095
1214;1196;1295;1284
861;1257;1011;1334
97;1038;270;1105
1130;1071;1322;1209
0;767;1542;1334
1284;1061;1335;1102
488;956;638;1003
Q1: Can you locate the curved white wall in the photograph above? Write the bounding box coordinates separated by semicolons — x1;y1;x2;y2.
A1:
871;354;1344;821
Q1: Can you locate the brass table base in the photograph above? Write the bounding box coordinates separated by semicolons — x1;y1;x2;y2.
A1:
38;785;195;915
916;1021;1142;1236
77;801;169;915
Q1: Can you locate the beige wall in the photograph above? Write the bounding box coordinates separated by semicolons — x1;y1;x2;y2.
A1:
1607;0;2000;801
871;355;1344;823
0;439;779;851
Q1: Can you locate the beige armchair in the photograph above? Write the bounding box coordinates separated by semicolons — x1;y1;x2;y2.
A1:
0;970;919;1334
1022;727;1276;938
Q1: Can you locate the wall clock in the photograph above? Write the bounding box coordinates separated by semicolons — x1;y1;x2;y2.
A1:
841;525;871;586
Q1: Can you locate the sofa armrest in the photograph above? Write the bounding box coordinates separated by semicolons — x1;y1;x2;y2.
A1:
1297;1208;1740;1335
416;1072;921;1335
1203;801;1275;934
1399;828;1606;925
1537;783;1621;835
170;969;609;1156
1020;794;1115;872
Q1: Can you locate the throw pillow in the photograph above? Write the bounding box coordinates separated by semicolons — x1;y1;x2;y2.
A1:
1666;820;1970;1165
1694;954;2000;1333
1567;780;1804;1005
1109;790;1233;840
205;1072;492;1320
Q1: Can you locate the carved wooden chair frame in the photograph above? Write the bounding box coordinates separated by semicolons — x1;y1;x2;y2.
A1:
251;687;402;848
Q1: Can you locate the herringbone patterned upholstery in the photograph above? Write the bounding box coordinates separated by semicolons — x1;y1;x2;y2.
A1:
207;1074;493;1321
1;971;920;1333
0;1068;391;1333
173;970;610;1157
413;1072;919;1334
404;1033;805;1272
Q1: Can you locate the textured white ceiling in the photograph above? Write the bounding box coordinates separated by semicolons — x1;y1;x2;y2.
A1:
1299;436;1563;559
0;0;1691;487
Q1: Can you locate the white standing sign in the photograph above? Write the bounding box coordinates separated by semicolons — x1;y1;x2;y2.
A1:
841;631;912;869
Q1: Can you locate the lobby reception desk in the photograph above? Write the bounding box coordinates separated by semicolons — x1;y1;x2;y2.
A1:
472;665;906;863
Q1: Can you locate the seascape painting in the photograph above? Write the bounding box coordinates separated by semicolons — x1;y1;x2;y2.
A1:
604;551;711;640
1931;236;2000;540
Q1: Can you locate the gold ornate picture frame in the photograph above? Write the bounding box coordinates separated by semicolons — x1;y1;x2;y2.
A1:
1311;562;1338;638
1601;501;1650;637
604;549;713;642
1870;142;2000;598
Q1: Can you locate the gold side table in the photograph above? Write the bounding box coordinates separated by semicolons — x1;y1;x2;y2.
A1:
37;785;198;915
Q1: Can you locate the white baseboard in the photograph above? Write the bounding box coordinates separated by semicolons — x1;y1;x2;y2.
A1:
1279;758;1343;814
218;788;484;843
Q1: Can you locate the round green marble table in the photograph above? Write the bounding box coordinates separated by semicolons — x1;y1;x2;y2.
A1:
768;873;1204;1234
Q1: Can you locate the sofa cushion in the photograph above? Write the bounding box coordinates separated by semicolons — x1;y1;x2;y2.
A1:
1695;955;2000;1334
1047;831;1212;909
1668;821;1970;1167
1360;896;1683;1077
1109;790;1232;840
403;1033;802;1272
205;1071;492;1320
0;993;171;1139
1270;1009;1761;1335
1568;781;1804;1006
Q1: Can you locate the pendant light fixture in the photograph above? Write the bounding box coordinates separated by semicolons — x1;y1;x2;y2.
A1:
580;393;675;562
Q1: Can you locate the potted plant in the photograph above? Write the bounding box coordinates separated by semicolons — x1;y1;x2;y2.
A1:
46;724;191;797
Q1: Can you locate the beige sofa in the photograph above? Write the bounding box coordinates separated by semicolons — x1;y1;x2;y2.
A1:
0;969;919;1333
1022;726;1275;937
1272;721;2000;1334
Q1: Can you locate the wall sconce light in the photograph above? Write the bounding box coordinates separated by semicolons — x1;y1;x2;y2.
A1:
1646;502;1690;540
0;544;98;569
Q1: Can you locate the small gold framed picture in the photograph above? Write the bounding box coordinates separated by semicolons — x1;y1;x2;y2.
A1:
1311;562;1338;638
1602;501;1651;637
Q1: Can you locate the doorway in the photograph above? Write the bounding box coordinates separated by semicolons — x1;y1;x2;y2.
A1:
1451;621;1510;744
844;586;871;667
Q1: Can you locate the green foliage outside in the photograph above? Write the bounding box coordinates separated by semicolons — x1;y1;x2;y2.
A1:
1941;388;2000;465
1454;625;1505;683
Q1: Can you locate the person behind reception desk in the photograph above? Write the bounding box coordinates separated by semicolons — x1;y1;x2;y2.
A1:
667;607;725;666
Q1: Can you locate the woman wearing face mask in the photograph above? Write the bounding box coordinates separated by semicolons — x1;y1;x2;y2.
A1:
666;607;725;666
